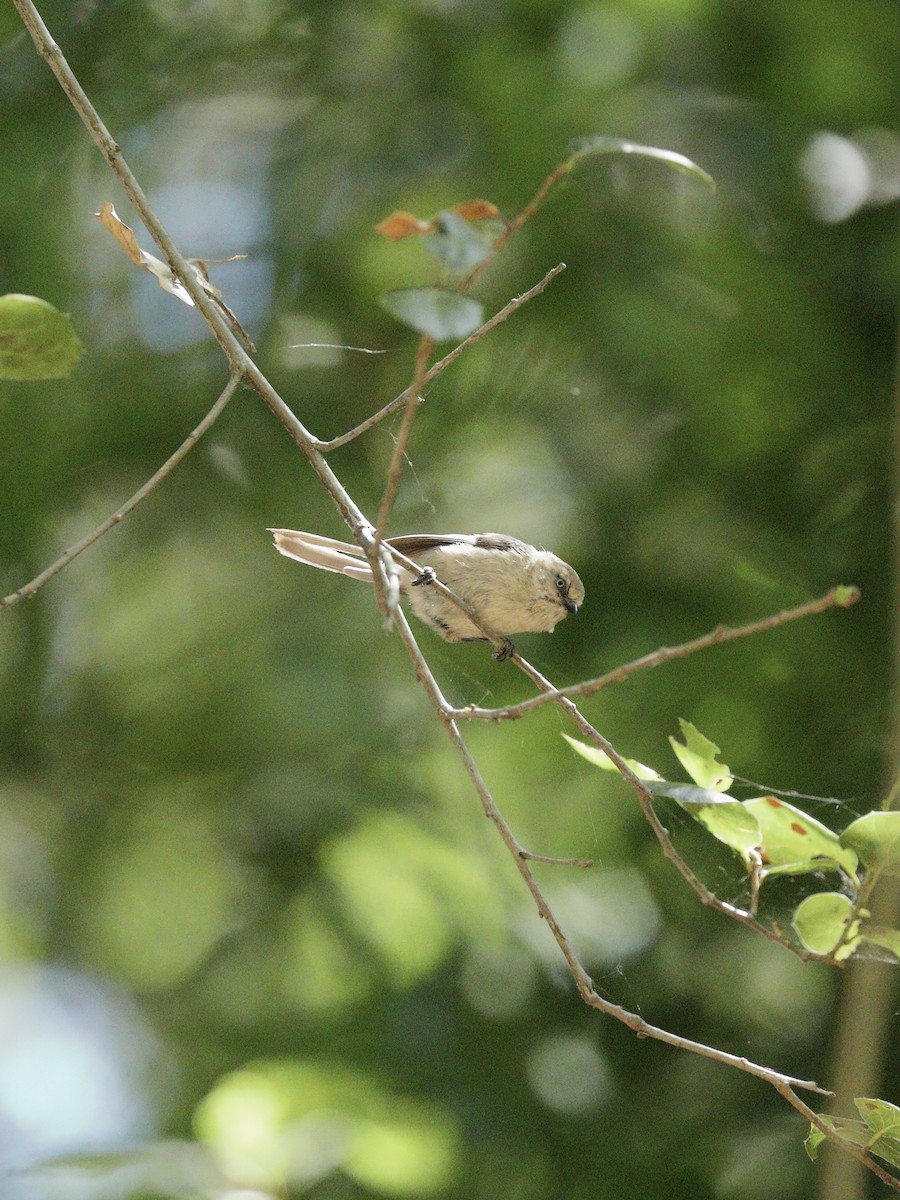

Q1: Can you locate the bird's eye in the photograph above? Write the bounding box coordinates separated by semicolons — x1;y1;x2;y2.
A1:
555;577;566;591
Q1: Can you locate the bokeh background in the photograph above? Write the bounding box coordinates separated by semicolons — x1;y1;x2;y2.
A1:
0;1;897;1197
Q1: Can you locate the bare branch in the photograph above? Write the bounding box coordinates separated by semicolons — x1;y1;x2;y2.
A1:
10;0;382;549
373;335;434;542
462;162;574;293
452;586;861;721
318;263;566;452
518;850;594;868
389;610;843;1103
504;649;840;964
1;373;241;611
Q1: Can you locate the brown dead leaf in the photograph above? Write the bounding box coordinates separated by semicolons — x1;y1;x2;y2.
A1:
375;211;436;241
95;202;194;305
95;204;253;349
96;201;145;267
452;200;501;222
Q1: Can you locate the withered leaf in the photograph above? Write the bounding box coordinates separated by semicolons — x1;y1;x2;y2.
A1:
452;200;501;222
375;211;436;241
95;202;194;305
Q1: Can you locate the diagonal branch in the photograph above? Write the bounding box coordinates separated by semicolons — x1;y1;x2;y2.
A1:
1;372;241;611
450;586;861;721
505;649;839;963
318;263;566;452
10;0;377;548
461;160;574;293
373;335;433;543
390;614;897;1189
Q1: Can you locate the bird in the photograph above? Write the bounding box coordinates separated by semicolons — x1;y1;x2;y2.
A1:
269;528;584;658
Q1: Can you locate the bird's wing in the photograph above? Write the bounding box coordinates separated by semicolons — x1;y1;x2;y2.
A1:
268;528;374;581
386;534;478;555
388;533;528;555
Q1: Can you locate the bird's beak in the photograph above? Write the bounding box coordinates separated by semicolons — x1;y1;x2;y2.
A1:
564;597;579;615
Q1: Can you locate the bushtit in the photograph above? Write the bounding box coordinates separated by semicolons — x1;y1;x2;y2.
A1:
269;529;584;657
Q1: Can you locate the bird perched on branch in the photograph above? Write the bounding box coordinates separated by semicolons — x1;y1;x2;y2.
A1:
269;529;584;659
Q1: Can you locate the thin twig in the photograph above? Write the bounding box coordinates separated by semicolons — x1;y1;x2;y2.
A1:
505;649;838;964
462;160;574;293
318;263;566;452
365;337;434;627
518;850;594;868
392;616;895;1188
450;586;862;721
390;610;839;1098
1;373;241;611
374;336;433;542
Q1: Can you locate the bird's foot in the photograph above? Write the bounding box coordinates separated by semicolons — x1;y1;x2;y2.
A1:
492;638;516;662
410;567;436;587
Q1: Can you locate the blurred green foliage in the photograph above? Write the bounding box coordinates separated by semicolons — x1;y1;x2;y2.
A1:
0;0;897;1197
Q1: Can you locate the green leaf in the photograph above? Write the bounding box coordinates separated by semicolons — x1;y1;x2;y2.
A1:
792;891;859;955
645;782;761;855
804;1114;873;1160
856;1097;900;1145
563;738;759;855
858;923;900;959
378;288;483;341
668;720;733;791
0;293;83;380
804;1124;826;1160
422;211;492;273
568;136;716;189
562;734;662;780
809;1100;900;1170
693;805;762;855
841;811;900;877
744;796;859;881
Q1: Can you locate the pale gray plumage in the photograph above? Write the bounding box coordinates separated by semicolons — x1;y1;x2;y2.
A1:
269;528;584;651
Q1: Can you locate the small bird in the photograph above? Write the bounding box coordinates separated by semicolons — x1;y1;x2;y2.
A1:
269;528;584;658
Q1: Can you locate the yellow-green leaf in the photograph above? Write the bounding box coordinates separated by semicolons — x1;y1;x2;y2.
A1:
0;293;83;380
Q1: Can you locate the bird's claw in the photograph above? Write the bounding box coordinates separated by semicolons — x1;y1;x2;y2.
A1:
410;567;436;587
492;638;516;662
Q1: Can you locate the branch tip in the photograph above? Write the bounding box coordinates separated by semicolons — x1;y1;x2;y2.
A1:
832;584;861;608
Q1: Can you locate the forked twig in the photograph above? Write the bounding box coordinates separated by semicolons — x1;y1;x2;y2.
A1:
318;263;566;452
504;648;844;964
462;160;574;293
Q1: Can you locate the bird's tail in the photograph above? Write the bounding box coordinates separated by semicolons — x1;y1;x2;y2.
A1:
268;528;376;582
